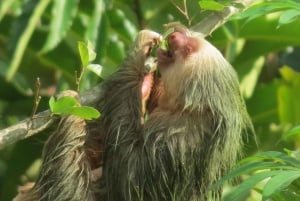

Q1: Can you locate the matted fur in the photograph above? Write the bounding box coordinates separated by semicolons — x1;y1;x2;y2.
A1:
98;29;253;201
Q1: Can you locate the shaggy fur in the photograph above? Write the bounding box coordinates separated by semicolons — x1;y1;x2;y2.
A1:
18;91;95;201
98;29;253;201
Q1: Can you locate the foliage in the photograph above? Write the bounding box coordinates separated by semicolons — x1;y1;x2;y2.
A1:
0;0;300;200
212;149;300;201
49;96;100;120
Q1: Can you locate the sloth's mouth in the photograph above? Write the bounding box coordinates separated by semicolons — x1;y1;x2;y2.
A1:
156;47;175;67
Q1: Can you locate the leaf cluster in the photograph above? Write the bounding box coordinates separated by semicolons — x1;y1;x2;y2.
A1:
213;150;300;201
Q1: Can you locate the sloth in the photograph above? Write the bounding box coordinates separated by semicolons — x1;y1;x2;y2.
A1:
14;26;253;201
99;27;253;201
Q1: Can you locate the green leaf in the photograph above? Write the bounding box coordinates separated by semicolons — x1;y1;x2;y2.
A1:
69;106;100;120
224;171;283;201
242;151;300;167
199;0;225;11
86;64;103;77
285;125;300;138
49;96;78;115
239;56;264;98
231;1;300;22
262;170;300;201
49;96;100;120
6;0;51;81
40;0;79;53
211;161;298;190
278;9;300;27
78;41;96;67
85;0;105;44
49;96;55;113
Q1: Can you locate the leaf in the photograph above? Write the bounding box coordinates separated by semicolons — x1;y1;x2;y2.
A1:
49;96;100;120
199;0;225;11
285;125;300;138
230;1;300;23
6;0;51;81
224;171;283;201
278;9;300;27
85;0;105;44
49;96;78;115
69;106;100;120
242;151;300;167
262;170;300;201
211;161;298;190
40;0;79;53
87;64;103;77
239;56;264;98
49;96;55;113
78;41;97;67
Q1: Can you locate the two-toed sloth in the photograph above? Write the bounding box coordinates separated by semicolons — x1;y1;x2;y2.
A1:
15;26;252;201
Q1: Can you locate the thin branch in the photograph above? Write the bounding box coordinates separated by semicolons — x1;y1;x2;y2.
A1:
170;0;191;25
0;0;255;149
0;83;104;149
31;77;41;118
192;0;256;36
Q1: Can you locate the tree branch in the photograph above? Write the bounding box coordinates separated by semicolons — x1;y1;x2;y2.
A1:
0;83;104;149
0;0;256;149
191;0;256;35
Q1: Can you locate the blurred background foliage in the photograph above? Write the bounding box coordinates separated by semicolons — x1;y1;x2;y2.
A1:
0;0;300;200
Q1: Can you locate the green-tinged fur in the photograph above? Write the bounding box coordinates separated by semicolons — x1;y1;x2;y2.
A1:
99;30;253;201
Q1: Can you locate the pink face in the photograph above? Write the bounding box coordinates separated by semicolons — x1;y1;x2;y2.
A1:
156;31;200;68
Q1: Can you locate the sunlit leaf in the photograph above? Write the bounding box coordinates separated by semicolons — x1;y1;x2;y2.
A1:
49;96;55;113
285;125;300;138
224;171;282;201
199;0;225;11
49;96;100;120
49;96;78;115
239;56;264;99
69;106;100;120
78;41;97;67
241;151;300;169
231;1;300;23
278;9;300;27
87;64;103;77
262;171;300;201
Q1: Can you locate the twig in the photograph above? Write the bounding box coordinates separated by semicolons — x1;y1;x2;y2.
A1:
170;0;191;25
31;77;41;119
0;0;255;149
0;83;104;149
191;0;256;36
